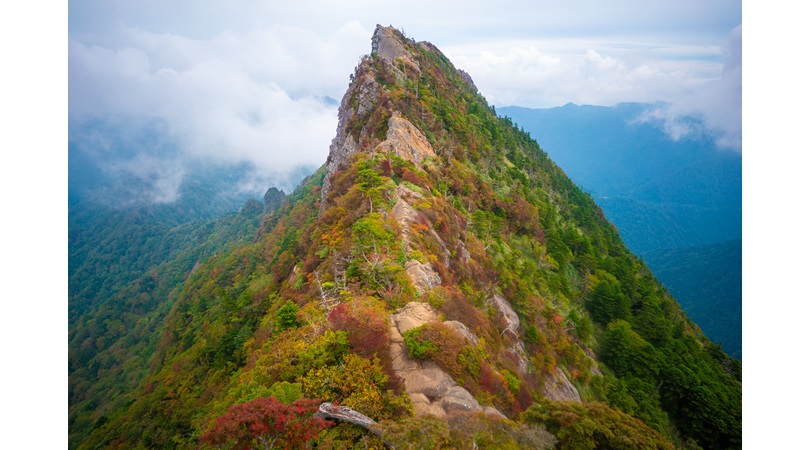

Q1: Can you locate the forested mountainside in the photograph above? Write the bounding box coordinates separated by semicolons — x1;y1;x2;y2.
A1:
643;240;742;359
68;189;283;445
498;103;741;254
71;25;740;449
499;103;742;359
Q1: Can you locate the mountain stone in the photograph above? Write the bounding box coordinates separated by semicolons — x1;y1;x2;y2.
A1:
388;302;505;418
374;113;437;168
443;320;479;346
405;260;441;293
320;71;382;207
491;293;520;337
391;185;450;269
490;293;531;373
263;187;286;214
457;68;477;93
371;25;420;74
542;367;582;403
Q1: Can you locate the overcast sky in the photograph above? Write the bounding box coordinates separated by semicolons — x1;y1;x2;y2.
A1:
67;0;742;195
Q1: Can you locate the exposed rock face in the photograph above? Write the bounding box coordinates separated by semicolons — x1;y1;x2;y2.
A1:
391;194;418;252
443;320;479;346
392;301;438;334
457;69;478;92
542;368;582;403
488;293;580;401
396;183;423;202
371;25;420;74
491;293;521;337
455;239;470;265
375;114;437;169
319;71;382;207
321;26;434;209
388;302;504;419
490;293;529;373
405;260;441;293
488;292;582;402
263;187;286;215
391;184;450;271
372;25;408;61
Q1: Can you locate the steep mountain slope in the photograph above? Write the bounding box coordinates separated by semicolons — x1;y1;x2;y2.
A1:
497;103;742;254
68;128;294;446
499;104;742;360
643;240;742;359
68;192;282;446
74;26;740;449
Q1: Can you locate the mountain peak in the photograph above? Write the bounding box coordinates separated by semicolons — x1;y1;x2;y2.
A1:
319;25;479;208
371;25;413;65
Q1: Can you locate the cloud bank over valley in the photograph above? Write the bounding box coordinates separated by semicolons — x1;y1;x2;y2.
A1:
69;1;741;205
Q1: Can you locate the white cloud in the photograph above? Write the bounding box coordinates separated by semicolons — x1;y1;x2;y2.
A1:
635;25;742;150
69;22;374;195
445;23;741;150
69;2;742;204
447;39;706;108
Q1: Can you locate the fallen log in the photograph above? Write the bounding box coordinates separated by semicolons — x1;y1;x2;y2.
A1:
314;402;382;436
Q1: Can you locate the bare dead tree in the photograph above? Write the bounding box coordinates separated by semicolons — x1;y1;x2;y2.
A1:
312;270;339;313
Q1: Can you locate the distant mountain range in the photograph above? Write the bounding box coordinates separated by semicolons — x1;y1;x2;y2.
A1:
499;103;741;358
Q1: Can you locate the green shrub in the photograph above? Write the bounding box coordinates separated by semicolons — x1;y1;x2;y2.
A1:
522;400;673;450
276;301;301;331
403;325;439;359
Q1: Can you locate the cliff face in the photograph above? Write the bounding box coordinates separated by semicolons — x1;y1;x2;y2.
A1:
77;24;741;450
321;25;428;207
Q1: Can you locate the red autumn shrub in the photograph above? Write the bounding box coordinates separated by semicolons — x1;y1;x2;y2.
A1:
401;167;422;186
199;397;332;450
327;300;389;359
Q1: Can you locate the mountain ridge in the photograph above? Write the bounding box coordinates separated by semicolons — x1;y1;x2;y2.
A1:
71;25;740;449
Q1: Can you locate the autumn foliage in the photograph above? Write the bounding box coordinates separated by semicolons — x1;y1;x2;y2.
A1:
71;26;741;450
327;299;389;359
199;397;332;449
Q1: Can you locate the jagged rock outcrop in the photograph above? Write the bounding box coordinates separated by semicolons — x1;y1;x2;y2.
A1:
321;25;424;209
542;368;582;402
391;189;419;252
375;113;437;168
372;25;420;75
457;68;477;93
489;293;581;401
491;293;521;338
391;185;450;268
391;301;438;334
490;293;529;374
319;72;381;207
443;320;479;346
263;187;286;214
388;302;505;419
404;260;441;293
